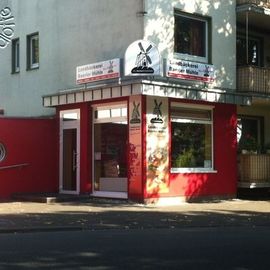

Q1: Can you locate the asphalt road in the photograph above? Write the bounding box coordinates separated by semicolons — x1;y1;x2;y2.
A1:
0;226;269;270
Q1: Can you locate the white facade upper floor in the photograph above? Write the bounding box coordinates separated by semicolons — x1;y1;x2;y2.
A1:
0;0;236;117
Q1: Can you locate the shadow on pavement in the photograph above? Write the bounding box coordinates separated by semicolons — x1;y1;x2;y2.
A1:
0;200;270;233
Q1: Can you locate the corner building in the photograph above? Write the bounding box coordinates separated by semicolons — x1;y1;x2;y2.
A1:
1;0;260;204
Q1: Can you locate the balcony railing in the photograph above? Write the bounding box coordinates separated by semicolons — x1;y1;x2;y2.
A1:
237;0;270;8
237;66;270;94
238;154;270;188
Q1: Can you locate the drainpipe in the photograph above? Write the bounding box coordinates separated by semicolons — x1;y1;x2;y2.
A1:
136;0;147;39
246;11;249;65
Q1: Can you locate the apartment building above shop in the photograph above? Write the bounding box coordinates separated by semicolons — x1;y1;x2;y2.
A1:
236;0;270;190
1;0;243;118
236;0;270;96
0;0;144;117
44;0;244;109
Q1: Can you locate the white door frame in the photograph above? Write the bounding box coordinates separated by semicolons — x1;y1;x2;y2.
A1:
92;103;128;199
59;109;80;195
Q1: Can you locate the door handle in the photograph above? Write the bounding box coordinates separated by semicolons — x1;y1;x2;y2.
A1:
72;150;77;172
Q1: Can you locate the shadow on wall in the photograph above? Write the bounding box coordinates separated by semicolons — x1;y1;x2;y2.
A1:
144;0;235;90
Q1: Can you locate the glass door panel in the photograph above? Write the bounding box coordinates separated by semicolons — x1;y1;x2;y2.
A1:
94;122;127;193
63;129;77;191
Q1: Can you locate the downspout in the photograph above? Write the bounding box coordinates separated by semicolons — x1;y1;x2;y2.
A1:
143;0;145;39
246;11;249;65
143;0;147;39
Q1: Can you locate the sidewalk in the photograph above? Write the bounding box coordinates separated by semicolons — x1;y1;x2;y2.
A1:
0;198;270;233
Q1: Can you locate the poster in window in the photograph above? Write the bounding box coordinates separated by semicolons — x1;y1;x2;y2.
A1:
128;95;142;196
146;96;169;194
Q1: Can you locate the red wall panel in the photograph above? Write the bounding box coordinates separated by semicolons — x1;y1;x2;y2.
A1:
0;118;58;198
147;102;238;201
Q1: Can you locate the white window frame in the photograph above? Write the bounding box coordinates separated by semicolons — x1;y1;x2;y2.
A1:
59;109;80;195
174;12;209;63
93;103;127;124
27;33;39;69
170;103;216;173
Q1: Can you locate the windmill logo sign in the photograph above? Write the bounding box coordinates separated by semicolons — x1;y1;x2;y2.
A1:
130;101;141;124
125;40;160;76
151;99;163;124
132;42;154;74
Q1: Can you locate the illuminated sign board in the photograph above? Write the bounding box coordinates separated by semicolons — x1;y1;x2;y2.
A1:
166;59;215;83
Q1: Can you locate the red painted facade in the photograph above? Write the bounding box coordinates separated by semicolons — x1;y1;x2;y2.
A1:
167;103;238;201
82;97;236;202
0;97;237;203
0;118;58;198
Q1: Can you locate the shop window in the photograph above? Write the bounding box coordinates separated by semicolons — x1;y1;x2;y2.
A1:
171;104;213;172
237;35;262;66
11;38;20;73
174;11;210;63
27;32;39;70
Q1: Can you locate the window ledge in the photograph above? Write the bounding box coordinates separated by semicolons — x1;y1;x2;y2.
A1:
26;66;39;71
171;168;217;174
11;71;20;75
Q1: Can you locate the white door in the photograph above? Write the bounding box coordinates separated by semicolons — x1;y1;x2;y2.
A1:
59;109;80;194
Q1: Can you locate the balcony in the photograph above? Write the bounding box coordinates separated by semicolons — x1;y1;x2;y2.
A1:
236;0;270;30
237;66;270;95
237;0;270;8
238;154;270;188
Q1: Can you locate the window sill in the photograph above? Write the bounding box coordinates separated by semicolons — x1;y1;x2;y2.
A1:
26;65;39;71
11;70;20;74
171;168;217;174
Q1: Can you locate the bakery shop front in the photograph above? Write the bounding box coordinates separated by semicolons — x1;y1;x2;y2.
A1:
43;40;251;204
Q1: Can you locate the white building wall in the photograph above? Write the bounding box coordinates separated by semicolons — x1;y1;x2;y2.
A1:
0;0;238;117
0;0;144;117
144;0;236;90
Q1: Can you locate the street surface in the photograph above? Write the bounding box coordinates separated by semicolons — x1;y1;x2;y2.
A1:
0;226;269;270
0;198;269;269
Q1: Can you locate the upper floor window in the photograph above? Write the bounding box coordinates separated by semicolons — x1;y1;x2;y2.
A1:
236;35;262;66
27;33;39;70
11;38;20;73
174;11;210;63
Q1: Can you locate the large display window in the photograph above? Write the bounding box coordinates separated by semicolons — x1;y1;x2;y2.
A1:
171;103;213;173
